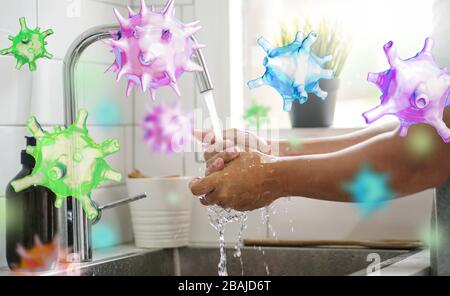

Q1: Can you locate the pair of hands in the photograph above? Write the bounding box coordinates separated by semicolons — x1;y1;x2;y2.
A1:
189;129;286;212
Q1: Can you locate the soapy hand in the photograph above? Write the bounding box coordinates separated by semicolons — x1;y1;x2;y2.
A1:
189;151;284;212
194;129;271;176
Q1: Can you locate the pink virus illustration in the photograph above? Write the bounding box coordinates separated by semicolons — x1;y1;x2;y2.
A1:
142;101;193;153
364;38;450;143
105;0;204;99
13;236;60;274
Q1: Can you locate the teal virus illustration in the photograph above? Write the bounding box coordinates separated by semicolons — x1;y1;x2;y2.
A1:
11;109;122;221
248;32;334;112
0;17;53;71
343;164;394;218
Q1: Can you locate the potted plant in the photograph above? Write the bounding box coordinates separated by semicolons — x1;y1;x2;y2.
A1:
277;18;351;128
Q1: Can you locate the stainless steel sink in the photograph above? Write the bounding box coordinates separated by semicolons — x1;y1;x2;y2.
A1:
0;244;421;276
38;246;415;276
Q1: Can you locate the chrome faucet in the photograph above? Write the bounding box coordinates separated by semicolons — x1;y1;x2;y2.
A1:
62;25;214;262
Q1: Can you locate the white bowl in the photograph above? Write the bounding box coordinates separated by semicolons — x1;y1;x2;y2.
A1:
126;177;194;249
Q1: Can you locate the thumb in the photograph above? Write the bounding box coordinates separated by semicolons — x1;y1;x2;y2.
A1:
189;176;216;196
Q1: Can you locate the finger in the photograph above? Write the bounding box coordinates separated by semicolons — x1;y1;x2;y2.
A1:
189;176;216;196
206;150;240;168
206;158;225;176
201;191;221;206
204;139;235;161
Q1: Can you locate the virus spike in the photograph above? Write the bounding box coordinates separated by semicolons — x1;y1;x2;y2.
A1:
184;26;201;37
114;8;129;28
183;60;203;72
185;20;201;28
170;82;181;96
43;51;53;59
55;195;65;208
248;77;265;89
42;29;53;38
399;125;410;137
297;84;308;98
19;17;27;32
257;37;274;53
101;167;123;183
8;35;14;41
149;88;157;101
26;116;46;138
435;119;450;143
81;195;98;221
28;62;37;71
166;69;177;83
363;104;391;124
303;32;318;52
26;146;35;156
0;47;12;55
295;32;304;43
311;84;328;100
53;125;62;133
11;174;43;192
141;73;151;92
34;235;43;247
139;0;148;14
162;0;175;16
101;139;120;156
127;6;136;17
116;66;128;81
320;69;334;80
75;109;88;130
15;60;25;70
383;41;400;66
126;80;135;96
421;37;433;56
318;55;333;66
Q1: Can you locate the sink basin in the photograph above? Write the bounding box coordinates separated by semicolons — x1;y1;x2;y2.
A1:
0;245;421;276
35;246;415;276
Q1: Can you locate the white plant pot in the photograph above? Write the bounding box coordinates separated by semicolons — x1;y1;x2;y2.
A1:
126;177;194;249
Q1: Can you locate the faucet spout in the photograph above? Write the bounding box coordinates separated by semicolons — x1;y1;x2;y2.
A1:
62;25;213;262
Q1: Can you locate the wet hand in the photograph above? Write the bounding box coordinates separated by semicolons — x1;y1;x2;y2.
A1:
189;151;284;212
194;129;272;175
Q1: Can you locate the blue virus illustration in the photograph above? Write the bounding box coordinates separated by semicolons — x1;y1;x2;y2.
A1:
248;32;334;112
343;164;394;217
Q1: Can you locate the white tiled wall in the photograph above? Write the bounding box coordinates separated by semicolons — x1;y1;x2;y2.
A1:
0;0;136;268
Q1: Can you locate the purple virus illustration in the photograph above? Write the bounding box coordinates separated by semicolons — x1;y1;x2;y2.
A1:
364;38;450;143
142;101;192;153
104;0;204;100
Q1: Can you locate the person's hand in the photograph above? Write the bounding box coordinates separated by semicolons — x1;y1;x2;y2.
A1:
189;151;285;212
194;129;272;175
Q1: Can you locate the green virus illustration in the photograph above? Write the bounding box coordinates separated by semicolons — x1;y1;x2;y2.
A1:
0;17;53;71
11;109;122;221
243;101;271;131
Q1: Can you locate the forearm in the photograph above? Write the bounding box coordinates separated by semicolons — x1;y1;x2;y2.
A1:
273;121;399;157
272;123;450;203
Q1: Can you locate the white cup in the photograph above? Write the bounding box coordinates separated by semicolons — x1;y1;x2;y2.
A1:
126;177;194;249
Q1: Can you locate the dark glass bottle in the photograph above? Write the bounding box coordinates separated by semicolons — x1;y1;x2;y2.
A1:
5;137;58;270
